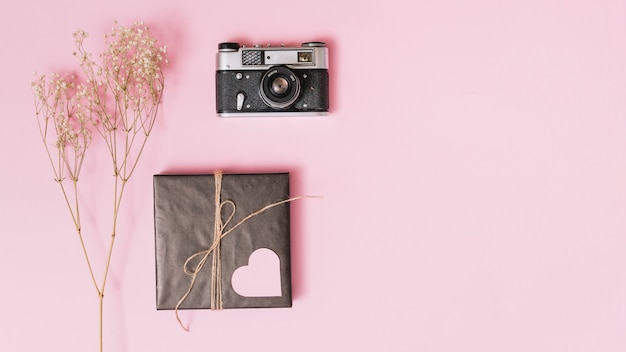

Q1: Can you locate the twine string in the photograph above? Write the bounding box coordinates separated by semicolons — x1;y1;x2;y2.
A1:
174;171;319;331
210;170;224;311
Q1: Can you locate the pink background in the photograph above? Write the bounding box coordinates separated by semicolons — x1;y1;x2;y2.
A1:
3;0;626;350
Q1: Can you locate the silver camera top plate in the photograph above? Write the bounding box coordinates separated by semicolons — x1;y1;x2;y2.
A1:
217;42;329;71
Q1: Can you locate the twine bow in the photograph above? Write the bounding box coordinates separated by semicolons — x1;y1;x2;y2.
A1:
174;171;317;331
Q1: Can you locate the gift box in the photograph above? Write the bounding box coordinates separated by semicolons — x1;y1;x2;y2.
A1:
154;172;292;310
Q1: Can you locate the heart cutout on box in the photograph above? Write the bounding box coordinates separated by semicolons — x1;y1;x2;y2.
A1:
231;248;282;297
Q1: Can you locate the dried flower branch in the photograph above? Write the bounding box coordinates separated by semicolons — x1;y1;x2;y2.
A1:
32;21;167;352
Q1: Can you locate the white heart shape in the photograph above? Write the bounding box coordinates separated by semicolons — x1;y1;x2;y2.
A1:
231;248;282;297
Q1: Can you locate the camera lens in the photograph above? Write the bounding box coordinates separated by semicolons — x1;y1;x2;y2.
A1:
271;77;289;96
259;67;301;109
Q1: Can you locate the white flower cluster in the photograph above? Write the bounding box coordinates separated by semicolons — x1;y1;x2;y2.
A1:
32;72;93;181
75;21;167;131
34;21;168;182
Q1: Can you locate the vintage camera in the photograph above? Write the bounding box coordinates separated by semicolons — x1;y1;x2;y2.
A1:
216;42;329;116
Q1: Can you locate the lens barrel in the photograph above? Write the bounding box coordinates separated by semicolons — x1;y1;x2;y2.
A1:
259;67;301;109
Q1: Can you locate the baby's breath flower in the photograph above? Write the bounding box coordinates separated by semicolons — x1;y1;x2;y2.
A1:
32;20;167;352
32;72;93;183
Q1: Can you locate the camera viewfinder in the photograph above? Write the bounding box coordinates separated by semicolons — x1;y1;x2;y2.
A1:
298;51;313;63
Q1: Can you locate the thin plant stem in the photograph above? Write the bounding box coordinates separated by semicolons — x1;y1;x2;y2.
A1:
99;296;102;351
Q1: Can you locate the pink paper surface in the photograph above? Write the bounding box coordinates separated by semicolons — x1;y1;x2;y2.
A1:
3;0;626;351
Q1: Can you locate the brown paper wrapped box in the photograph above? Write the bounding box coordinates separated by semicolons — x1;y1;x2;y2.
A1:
154;173;292;309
